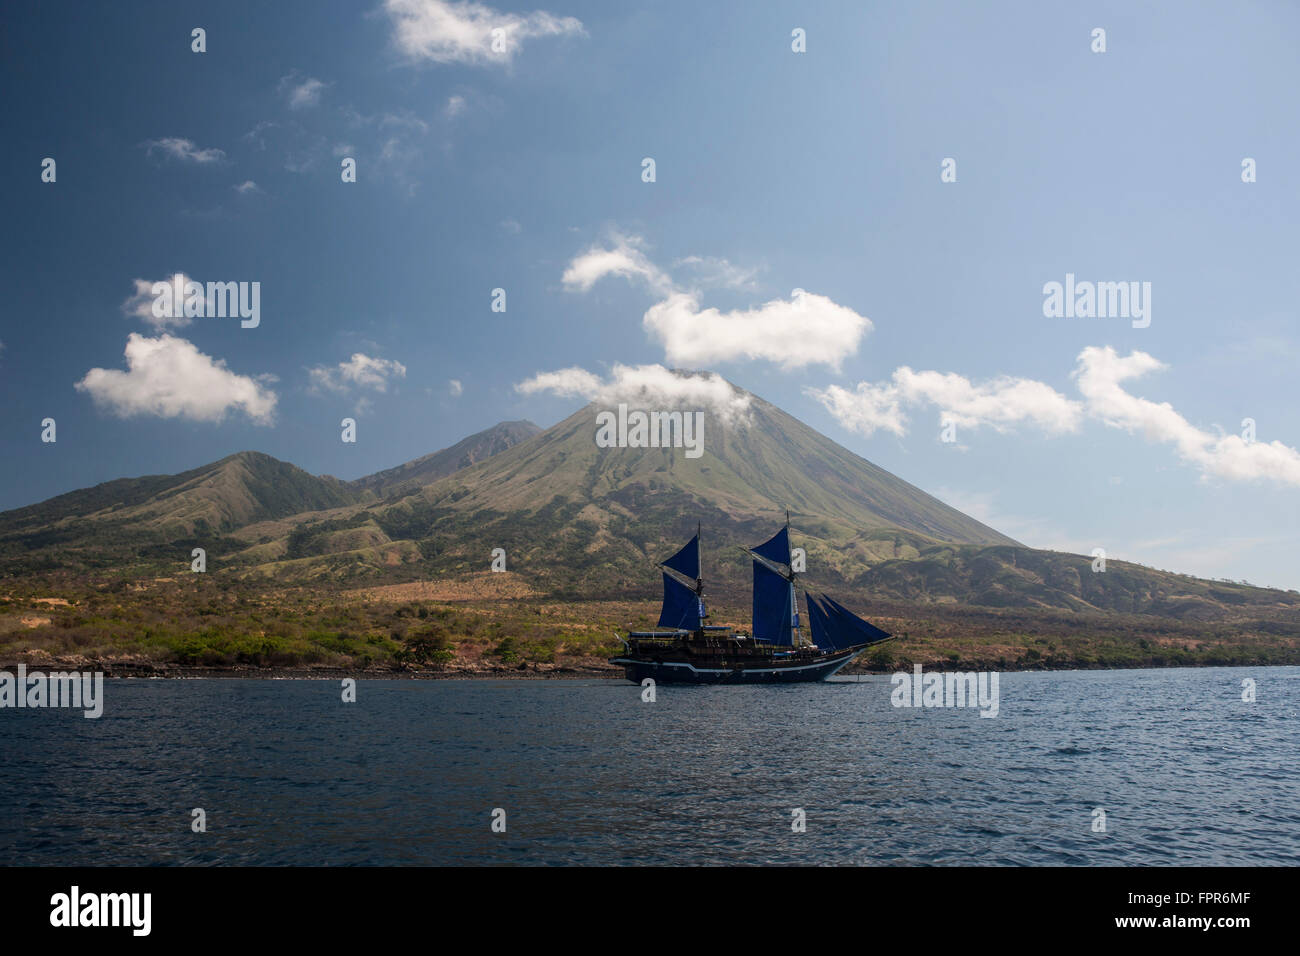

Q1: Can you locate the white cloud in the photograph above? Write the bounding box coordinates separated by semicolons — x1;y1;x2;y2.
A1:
805;379;908;437
811;364;1086;439
562;234;672;295
233;180;261;194
568;235;762;296
515;363;751;423
341;107;431;134
281;75;327;109
308;353;408;394
333;109;433;192
1073;345;1300;486
380;137;413;164
514;366;603;399
142;138;226;164
121;274;206;332
644;290;870;371
810;365;1084;438
812;345;1300;488
449;378;463;396
384;0;585;66
900;367;1084;433
243;121;278;150
672;255;760;291
75;334;276;424
445;94;467;117
563;234;868;370
380;112;430;133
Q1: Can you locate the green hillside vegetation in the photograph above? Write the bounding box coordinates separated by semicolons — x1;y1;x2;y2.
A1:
3;575;1297;675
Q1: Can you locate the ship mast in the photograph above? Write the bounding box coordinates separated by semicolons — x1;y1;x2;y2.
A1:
744;510;803;647
695;521;706;630
786;509;803;647
654;525;707;635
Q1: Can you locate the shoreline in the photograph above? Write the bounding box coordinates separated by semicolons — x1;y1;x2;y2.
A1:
1;657;1286;680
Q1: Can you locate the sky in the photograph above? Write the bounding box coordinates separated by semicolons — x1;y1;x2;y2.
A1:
1;0;1299;588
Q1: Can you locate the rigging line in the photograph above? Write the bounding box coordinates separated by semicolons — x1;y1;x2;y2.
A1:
653;558;703;593
739;546;794;581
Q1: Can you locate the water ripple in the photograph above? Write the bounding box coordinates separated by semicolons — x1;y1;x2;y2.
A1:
2;667;1298;865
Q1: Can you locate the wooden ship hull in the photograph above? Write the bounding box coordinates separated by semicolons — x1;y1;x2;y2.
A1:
611;638;866;684
610;519;891;686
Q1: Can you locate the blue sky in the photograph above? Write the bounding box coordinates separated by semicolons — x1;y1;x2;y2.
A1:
2;0;1299;588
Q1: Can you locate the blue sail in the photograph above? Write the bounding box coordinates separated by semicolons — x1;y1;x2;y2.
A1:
805;592;837;648
658;573;699;630
751;526;791;566
662;534;700;580
752;561;793;644
806;593;891;650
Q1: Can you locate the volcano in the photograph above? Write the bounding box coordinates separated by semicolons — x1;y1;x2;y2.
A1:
2;374;1295;621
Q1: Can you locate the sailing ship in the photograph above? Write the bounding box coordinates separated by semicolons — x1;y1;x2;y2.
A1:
610;517;893;684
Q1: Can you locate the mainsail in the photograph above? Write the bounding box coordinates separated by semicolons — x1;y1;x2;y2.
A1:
805;592;892;650
749;524;796;644
752;560;794;644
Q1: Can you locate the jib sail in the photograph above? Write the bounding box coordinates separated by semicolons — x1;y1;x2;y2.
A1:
806;593;892;650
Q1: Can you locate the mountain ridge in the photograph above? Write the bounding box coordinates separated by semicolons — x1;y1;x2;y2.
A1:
1;376;1296;623
349;420;540;499
0;450;354;542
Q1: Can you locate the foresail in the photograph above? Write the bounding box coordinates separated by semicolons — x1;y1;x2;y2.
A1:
658;572;700;629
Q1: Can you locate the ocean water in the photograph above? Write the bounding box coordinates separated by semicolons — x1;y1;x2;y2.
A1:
2;667;1297;866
